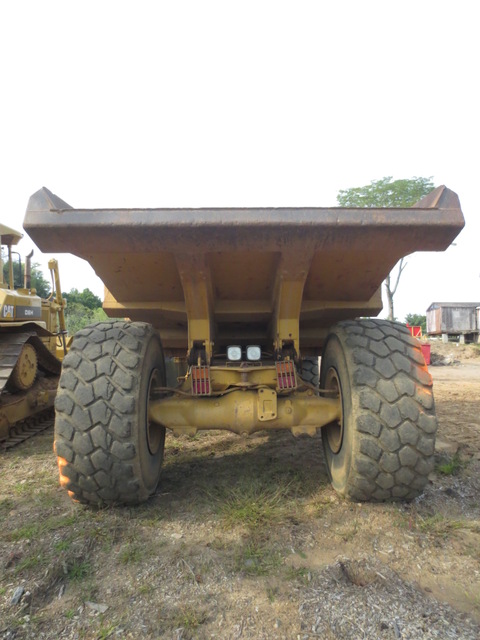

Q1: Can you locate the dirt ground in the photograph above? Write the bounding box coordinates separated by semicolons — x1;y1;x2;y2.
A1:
1;341;480;639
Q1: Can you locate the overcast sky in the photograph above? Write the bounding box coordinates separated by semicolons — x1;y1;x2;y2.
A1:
1;1;478;322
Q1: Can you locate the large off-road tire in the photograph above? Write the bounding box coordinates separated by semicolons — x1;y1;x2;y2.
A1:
320;319;436;502
54;321;166;506
301;356;319;388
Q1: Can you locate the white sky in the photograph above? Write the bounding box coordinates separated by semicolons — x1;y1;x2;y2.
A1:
1;1;478;322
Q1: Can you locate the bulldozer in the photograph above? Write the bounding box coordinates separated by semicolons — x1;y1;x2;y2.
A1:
0;223;68;448
24;186;464;506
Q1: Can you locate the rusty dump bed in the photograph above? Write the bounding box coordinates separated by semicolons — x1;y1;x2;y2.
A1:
24;186;464;356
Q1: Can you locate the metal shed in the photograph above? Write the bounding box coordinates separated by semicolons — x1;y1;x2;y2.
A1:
426;302;480;342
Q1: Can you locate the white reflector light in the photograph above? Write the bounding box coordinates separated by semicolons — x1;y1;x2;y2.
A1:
246;345;261;361
227;345;242;361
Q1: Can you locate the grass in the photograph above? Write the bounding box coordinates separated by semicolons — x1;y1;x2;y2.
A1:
138;584;154;595
12;481;31;495
213;477;304;532
337;519;359;542
119;543;144;565
6;513;80;542
416;513;480;536
97;624;117;639
234;540;283;576
15;552;47;574
54;539;73;553
0;498;14;516
285;566;311;584
266;583;279;602
67;559;93;581
435;452;464;476
173;605;208;630
8;523;40;541
221;486;286;530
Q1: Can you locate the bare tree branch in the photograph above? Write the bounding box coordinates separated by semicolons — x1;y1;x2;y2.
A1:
391;258;407;297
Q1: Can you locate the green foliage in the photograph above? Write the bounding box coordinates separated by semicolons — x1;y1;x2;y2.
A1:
63;287;102;310
405;313;427;333
174;606;208;630
337;176;435;208
2;256;51;298
436;453;463;476
119;544;144;565
234;540;283;576
64;302;110;335
61;288;115;335
67;559;93;581
31;264;52;298
215;479;298;532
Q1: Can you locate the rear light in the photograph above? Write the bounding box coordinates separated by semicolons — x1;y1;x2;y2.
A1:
246;345;261;361
276;361;297;390
227;345;242;361
191;365;211;395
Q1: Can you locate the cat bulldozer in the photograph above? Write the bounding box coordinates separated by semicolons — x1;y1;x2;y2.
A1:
24;186;464;505
0;223;68;448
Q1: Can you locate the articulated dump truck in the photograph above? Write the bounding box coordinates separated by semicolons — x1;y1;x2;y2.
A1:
0;223;68;448
23;186;464;506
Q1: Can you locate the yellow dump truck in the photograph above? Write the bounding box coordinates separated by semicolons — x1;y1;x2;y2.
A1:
24;186;464;505
0;223;68;448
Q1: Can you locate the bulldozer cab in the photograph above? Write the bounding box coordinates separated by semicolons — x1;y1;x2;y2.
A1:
0;223;43;324
0;223;24;291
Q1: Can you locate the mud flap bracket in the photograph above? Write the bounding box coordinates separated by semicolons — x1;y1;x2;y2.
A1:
257;387;277;421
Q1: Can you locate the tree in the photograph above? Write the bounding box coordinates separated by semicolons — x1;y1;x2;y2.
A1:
405;313;427;334
337;176;435;320
63;288;104;334
64;301;110;335
62;287;122;335
62;288;102;310
2;254;51;298
30;263;51;298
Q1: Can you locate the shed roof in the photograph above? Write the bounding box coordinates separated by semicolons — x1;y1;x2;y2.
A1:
427;302;480;311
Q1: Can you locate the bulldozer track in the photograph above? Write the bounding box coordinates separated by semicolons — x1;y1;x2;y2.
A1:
1;409;54;451
0;332;61;392
0;375;58;451
0;332;35;392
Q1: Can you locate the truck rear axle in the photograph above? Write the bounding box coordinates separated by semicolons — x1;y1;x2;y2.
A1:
149;388;341;437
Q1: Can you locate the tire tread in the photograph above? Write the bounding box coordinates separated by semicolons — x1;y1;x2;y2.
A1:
54;321;160;506
325;319;436;502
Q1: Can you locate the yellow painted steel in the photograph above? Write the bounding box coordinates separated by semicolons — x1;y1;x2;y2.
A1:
0;289;41;319
149;388;341;437
175;253;215;363
0;226;69;443
207;365;278;391
272;248;314;356
0;381;56;433
48;259;67;334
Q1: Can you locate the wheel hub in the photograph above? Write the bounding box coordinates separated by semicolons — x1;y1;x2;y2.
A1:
324;367;343;454
146;369;164;456
10;343;38;392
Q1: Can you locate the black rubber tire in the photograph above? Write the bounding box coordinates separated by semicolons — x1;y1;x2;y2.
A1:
301;356;319;388
320;319;436;502
54;321;166;506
